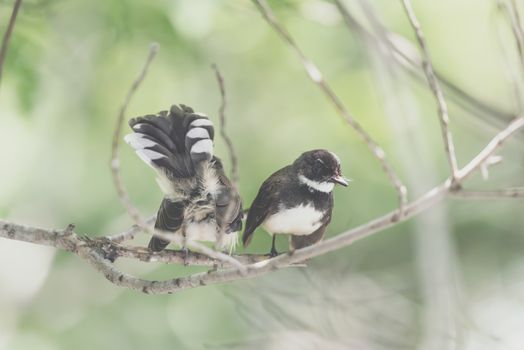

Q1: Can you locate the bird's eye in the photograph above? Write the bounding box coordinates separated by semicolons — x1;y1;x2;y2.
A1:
316;158;324;165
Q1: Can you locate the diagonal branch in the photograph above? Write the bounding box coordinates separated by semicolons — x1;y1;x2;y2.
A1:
450;187;524;199
252;0;408;216
109;45;244;269
110;43;159;234
455;116;524;180
400;0;460;182
334;0;515;128
497;0;524;71
0;0;23;88
2;116;522;294
212;63;239;187
106;215;156;243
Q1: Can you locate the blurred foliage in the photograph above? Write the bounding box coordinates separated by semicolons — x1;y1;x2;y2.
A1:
1;0;524;349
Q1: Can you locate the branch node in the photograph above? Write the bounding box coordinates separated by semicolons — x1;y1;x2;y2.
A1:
63;223;75;236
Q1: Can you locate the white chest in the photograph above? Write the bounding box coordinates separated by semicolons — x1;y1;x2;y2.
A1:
263;203;324;236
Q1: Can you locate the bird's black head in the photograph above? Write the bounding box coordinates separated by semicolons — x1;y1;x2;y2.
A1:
293;149;349;189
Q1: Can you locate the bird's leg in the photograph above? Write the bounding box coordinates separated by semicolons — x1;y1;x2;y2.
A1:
269;234;278;257
181;224;189;266
181;246;189;266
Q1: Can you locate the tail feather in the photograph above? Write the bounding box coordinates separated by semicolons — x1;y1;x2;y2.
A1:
125;104;215;181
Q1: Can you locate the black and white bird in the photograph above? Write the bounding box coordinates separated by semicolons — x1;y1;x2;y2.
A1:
124;104;243;253
242;150;348;256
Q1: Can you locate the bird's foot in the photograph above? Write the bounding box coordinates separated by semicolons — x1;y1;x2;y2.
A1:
269;248;278;258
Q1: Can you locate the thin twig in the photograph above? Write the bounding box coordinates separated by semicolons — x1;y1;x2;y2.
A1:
450;187;524;199
0;0;23;87
110;45;244;269
212;63;239;187
334;0;514;127
252;0;408;216
2;114;522;294
400;0;459;182
187;241;246;272
456;116;524;180
494;1;524;113
499;0;524;70
107;215;156;243
110;43;159;234
211;64;241;251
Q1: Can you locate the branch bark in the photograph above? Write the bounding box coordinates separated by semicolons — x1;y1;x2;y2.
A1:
110;43;159;235
212;63;239;187
401;0;460;182
450;187;524;199
1;116;522;294
0;0;23;88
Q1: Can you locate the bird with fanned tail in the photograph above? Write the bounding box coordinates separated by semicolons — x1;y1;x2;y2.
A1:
124;104;243;254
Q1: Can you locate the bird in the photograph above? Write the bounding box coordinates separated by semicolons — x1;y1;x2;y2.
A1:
242;149;349;256
124;104;243;254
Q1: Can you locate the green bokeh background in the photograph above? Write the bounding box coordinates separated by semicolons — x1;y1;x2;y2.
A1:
1;1;523;349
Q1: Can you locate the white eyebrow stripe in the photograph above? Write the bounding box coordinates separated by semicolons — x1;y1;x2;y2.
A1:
186;127;210;139
190;119;213;127
190;139;213;154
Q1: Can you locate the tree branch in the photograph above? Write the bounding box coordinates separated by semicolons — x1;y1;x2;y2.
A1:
455;116;524;180
109;45;244;269
106;215;156;243
0;0;23;88
498;0;524;71
334;0;515;128
2;115;522;294
212;63;239;187
450;187;524;199
252;0;408;216
400;0;460;182
110;43;159;235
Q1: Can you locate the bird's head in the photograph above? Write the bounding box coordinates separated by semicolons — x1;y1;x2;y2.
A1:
294;149;350;192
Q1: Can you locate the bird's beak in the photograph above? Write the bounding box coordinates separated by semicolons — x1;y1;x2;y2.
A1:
331;175;351;187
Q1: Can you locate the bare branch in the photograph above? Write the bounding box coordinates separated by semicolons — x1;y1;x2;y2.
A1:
498;0;524;70
109;45;243;269
212;63;239;187
106;215;156;243
494;1;524;113
252;0;408;216
334;0;514;127
211;64;242;251
400;0;459;181
0;0;23;88
456;116;524;181
110;43;159;234
450;187;524;199
0;220;270;267
2;114;522;294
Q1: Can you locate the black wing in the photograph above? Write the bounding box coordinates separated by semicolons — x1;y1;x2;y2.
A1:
213;158;243;233
148;198;185;251
242;168;289;247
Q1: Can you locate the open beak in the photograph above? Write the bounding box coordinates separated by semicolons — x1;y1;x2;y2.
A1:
331;175;351;187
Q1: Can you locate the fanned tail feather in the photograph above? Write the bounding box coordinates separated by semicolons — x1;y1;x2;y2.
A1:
124;104;215;182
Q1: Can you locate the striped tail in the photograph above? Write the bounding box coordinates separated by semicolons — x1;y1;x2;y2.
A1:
124;104;215;185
